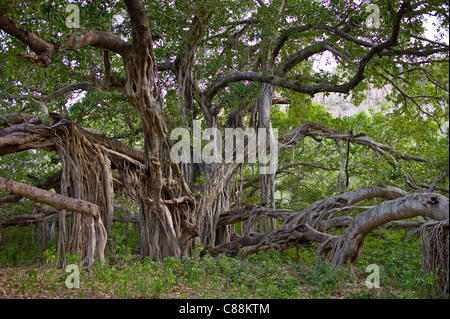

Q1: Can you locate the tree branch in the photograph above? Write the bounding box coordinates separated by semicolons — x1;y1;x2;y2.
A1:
202;1;414;106
0;12;58;67
0;177;100;218
65;30;132;56
31;83;97;102
320;193;449;266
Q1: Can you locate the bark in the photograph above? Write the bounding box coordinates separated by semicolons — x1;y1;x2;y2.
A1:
0;12;58;67
209;190;449;269
65;30;131;56
0;206;58;228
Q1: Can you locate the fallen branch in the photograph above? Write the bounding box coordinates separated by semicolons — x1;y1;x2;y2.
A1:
203;186;449;268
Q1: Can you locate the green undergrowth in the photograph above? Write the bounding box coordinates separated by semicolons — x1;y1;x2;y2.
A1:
0;226;447;299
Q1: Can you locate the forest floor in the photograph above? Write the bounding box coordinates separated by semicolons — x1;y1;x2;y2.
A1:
0;228;447;299
0;259;392;299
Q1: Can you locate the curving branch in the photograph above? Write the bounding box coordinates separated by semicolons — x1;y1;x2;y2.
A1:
31;83;97;102
0;12;58;67
65;30;132;56
204;185;448;272
269;25;312;69
319;193;449;266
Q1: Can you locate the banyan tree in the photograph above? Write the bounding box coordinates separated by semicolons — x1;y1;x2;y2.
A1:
0;0;448;293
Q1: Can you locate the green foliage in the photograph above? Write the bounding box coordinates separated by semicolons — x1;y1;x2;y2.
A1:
1;228;448;298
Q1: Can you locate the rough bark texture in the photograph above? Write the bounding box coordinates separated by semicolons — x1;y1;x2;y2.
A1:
121;0;197;261
1;0;448;282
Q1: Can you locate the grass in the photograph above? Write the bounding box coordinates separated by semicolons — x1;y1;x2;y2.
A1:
0;225;447;299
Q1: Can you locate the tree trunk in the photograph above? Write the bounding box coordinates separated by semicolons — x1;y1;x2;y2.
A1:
257;83;277;232
122;25;197;261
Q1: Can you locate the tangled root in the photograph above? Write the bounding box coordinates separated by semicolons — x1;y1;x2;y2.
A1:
420;219;449;296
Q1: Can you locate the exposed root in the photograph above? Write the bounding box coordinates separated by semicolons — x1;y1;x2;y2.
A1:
420;219;449;296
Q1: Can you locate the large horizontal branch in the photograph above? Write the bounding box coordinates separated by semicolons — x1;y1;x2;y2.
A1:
204;185;410;258
0;112;146;164
218;204;294;227
202;71;319;105
0;177;100;218
0;121;57;156
0;113;36;128
0;170;61;204
0;206;58;227
203;1;414;107
65;30;132;56
321;26;376;48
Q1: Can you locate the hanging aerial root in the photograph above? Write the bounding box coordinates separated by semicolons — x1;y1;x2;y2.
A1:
420;219;449;296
